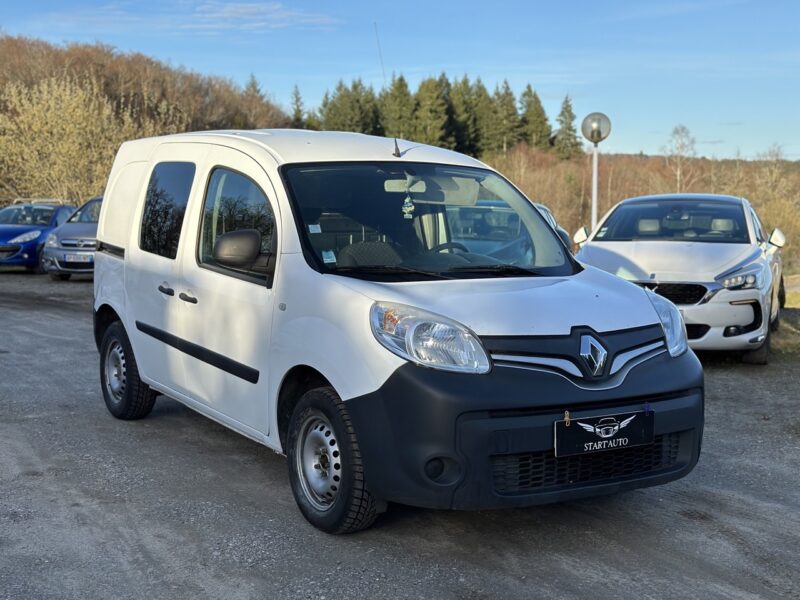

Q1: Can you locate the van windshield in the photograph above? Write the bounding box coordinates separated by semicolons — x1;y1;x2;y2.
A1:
282;162;577;281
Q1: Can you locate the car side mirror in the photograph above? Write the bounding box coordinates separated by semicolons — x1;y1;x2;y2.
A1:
213;229;262;268
573;226;589;246
768;228;785;249
556;227;572;250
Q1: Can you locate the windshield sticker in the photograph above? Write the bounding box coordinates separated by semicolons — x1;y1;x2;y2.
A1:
308;223;322;234
321;249;337;264
402;195;415;220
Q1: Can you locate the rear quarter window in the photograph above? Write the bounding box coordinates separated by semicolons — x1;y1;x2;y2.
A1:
140;162;196;259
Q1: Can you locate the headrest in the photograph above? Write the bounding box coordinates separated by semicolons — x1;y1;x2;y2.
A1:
711;218;734;232
637;218;661;234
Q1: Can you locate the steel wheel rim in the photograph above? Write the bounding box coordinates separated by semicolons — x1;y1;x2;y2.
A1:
295;411;342;511
104;340;126;403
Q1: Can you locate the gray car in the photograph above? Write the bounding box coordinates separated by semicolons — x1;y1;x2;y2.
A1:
42;196;102;280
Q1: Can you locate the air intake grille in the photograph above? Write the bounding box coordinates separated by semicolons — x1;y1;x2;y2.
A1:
491;433;682;495
650;283;707;305
685;324;710;339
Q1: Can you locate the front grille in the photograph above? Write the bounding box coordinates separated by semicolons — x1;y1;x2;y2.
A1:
685;324;710;339
0;244;20;260
57;260;94;271
61;239;97;249
648;283;707;305
491;432;682;495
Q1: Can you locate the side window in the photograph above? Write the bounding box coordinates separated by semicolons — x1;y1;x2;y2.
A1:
140;162;196;259
54;207;71;226
750;209;765;243
198;168;276;282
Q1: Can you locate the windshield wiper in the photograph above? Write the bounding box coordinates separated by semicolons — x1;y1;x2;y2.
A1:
332;265;454;280
445;264;547;277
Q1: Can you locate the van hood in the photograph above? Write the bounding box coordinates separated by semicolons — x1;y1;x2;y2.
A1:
576;241;758;282
331;266;659;336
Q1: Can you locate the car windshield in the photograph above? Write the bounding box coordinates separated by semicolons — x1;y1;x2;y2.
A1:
283;162;576;280
594;200;750;243
68;198;102;223
0;205;54;226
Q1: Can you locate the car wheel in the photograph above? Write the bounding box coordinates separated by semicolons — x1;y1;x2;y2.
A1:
34;248;47;274
287;387;380;534
50;273;71;281
99;321;157;419
778;277;786;309
742;328;770;365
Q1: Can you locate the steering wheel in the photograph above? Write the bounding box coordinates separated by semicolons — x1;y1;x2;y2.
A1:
431;241;469;253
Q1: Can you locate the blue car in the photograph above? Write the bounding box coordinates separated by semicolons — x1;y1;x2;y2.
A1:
0;201;77;272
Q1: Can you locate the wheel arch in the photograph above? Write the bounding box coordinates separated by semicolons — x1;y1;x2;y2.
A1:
93;303;122;351
276;365;333;452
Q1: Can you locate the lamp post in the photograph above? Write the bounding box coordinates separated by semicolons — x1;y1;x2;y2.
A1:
581;112;611;229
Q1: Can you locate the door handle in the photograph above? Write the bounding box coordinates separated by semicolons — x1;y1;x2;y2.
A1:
179;292;198;304
157;284;174;296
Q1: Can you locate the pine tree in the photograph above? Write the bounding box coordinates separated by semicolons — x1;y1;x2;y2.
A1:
519;84;551;150
450;75;478;156
319;80;381;134
489;80;521;156
471;77;494;157
554;95;582;159
379;74;415;139
290;85;305;128
413;77;453;148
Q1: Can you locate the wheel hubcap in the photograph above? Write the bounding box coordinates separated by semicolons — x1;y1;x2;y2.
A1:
295;412;342;511
104;340;126;403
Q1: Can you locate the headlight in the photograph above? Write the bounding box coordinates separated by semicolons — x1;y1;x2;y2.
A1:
645;290;688;357
46;233;58;247
370;302;491;374
8;230;41;244
717;262;766;290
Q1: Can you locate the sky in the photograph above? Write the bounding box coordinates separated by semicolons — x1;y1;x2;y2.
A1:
2;0;799;158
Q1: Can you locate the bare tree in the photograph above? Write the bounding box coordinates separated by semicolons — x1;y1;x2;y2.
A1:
662;125;698;192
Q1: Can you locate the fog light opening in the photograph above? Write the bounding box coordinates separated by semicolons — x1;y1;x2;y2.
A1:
423;456;462;485
724;326;742;337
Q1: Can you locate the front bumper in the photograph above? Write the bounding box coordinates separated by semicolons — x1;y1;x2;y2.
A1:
0;240;39;266
345;350;704;510
42;246;96;273
681;287;769;351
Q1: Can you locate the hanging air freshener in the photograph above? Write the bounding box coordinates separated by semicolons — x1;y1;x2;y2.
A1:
402;194;415;219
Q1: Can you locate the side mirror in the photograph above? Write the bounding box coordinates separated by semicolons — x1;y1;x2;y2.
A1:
573;226;589;246
556;227;572;250
213;229;262;268
768;228;785;248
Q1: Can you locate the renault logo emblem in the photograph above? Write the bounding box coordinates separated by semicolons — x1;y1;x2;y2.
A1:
579;335;607;376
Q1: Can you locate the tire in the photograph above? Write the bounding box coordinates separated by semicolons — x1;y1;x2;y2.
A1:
778;277;786;309
99;321;157;419
742;328;770;365
286;387;380;534
50;273;71;281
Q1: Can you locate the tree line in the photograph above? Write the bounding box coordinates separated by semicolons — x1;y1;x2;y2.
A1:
291;75;583;160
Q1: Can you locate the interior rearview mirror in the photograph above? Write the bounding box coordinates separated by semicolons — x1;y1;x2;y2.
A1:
768;228;785;248
573;226;589;246
213;229;262;268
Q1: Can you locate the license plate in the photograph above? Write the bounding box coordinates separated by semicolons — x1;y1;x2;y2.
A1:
554;410;654;457
64;253;93;263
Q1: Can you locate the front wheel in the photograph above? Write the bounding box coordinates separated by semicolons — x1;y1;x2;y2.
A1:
286;387;381;534
742;328;770;365
99;321;157;419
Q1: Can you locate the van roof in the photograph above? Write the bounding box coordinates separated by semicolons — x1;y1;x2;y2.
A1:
134;129;489;169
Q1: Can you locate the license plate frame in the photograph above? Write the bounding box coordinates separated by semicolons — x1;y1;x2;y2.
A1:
63;253;93;263
554;410;654;458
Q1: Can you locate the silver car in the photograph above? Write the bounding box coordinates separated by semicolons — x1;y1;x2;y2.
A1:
42;196;102;280
574;194;785;364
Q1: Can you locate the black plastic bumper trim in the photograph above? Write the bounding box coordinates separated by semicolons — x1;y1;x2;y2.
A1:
135;320;259;384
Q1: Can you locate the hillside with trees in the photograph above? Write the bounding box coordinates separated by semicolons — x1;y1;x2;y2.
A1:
0;35;797;271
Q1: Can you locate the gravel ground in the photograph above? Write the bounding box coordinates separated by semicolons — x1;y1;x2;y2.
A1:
1;271;799;600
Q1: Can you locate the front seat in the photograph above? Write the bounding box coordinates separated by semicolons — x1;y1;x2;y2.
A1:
336;241;403;267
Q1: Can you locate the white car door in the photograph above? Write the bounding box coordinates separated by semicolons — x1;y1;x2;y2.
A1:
125;144;208;395
173;146;279;436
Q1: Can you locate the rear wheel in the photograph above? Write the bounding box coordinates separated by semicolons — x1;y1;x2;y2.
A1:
99;321;157;419
742;328;770;365
286;387;380;534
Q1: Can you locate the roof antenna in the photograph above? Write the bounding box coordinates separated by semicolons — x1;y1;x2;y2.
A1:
392;137;401;158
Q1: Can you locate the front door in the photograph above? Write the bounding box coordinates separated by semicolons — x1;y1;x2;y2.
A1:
175;147;279;436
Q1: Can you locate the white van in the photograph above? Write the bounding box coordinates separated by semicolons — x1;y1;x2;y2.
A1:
94;130;704;533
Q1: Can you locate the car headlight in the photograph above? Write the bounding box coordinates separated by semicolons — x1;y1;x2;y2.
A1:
370;302;491;374
645;289;688;357
46;233;58;247
717;262;766;290
8;230;42;244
